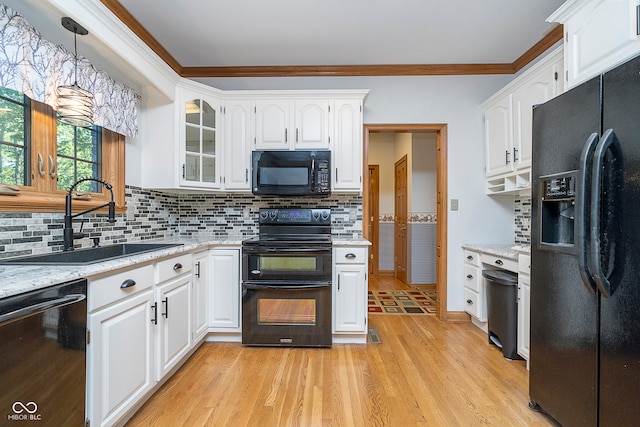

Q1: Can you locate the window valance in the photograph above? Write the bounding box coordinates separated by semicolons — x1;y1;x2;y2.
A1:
0;4;139;137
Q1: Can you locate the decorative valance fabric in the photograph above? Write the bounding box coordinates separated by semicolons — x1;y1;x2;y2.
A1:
0;4;138;137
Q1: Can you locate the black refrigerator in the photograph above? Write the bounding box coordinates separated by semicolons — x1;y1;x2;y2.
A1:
530;53;640;426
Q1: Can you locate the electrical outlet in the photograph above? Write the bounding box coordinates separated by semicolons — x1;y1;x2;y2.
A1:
349;208;357;220
243;208;250;219
451;199;459;211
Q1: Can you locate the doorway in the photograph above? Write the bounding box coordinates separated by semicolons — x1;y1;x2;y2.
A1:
363;124;448;321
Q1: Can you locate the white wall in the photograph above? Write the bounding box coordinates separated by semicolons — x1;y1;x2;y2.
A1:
187;74;517;312
411;133;437;213
368;134;395;215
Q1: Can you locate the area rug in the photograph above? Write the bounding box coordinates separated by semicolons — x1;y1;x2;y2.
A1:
368;289;436;315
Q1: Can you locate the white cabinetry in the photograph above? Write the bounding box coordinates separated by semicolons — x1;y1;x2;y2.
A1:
332;99;364;191
517;253;531;363
87;265;155;427
333;246;368;340
254;99;330;150
192;251;209;343
549;0;640;88
208;249;241;330
482;47;564;194
154;253;192;380
222;100;252;190
463;250;486;322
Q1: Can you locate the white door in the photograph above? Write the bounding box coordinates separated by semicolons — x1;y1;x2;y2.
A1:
208;249;241;329
156;276;191;379
223;100;252;190
484;94;514;177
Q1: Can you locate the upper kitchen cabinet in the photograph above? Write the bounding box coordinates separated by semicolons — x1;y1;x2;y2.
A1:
549;0;640;88
222;100;253;190
141;79;224;191
254;99;330;150
482;46;564;195
332;99;364;192
181;91;221;189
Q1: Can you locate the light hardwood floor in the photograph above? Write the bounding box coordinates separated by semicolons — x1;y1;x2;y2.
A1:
125;276;554;426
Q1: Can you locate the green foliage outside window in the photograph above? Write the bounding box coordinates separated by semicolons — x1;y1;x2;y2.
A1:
0;87;29;186
57;122;102;193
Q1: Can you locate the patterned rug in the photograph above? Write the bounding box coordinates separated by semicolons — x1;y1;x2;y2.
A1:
368;289;436;315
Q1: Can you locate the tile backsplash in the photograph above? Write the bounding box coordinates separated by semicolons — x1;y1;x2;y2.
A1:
514;196;531;245
0;186;362;259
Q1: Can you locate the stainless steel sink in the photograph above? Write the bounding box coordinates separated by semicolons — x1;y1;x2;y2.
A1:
0;243;183;266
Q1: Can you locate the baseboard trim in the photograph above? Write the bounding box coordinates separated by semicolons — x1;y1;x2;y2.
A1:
445;311;471;323
377;270;395;277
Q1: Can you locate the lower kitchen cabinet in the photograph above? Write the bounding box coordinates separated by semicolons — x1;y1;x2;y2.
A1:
463;249;486;322
155;275;191;379
333;246;368;336
192;251;209;342
517;253;531;363
87;265;155;427
208;248;240;330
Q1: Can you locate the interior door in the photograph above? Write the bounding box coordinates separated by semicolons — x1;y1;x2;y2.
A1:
367;165;379;275
394;156;408;283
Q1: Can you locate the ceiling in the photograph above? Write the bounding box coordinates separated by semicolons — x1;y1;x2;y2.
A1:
2;0;566;80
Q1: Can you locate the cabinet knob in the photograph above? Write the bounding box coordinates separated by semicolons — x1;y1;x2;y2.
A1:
173;263;183;271
466;299;473;305
466;274;473;279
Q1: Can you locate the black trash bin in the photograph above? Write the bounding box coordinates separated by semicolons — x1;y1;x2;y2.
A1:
482;269;522;360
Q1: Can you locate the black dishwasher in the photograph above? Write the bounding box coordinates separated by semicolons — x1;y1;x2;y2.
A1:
0;278;87;426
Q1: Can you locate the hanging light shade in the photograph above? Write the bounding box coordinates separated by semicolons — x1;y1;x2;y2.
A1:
57;17;94;128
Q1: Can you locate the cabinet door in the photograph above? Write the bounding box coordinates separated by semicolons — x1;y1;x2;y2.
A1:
208;249;240;329
332;99;363;191
223;100;252;190
180;92;221;188
192;251;209;343
88;290;155;427
484;94;513;177
513;66;557;170
334;264;367;333
156;275;191;379
517;277;531;360
255;100;290;149
562;0;640;87
294;100;330;149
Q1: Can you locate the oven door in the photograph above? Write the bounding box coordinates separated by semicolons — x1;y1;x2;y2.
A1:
242;282;332;347
243;245;332;282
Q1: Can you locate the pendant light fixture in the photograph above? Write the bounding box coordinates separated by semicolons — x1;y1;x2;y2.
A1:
56;17;94;128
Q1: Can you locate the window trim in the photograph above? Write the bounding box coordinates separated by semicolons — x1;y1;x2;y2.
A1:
0;98;126;213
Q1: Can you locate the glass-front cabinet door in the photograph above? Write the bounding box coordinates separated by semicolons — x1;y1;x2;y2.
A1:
181;93;220;188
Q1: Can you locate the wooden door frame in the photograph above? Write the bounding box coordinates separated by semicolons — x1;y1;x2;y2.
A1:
367;165;380;275
394;155;408;284
363;123;448;321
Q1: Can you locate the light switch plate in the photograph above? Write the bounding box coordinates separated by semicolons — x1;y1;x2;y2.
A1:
451;199;459;211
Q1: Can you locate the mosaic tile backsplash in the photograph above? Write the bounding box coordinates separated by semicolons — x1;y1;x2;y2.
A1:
0;186;362;259
514;196;531;245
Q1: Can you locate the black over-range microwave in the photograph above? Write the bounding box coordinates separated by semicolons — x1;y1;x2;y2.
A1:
251;150;331;196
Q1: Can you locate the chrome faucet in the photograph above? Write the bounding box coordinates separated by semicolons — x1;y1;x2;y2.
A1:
63;178;116;251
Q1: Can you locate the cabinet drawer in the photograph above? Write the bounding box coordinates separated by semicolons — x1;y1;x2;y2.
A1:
481;253;518;272
464;288;486;321
155;253;193;283
463;249;481;267
88;264;154;312
334;247;367;264
518;254;531;275
464;265;483;293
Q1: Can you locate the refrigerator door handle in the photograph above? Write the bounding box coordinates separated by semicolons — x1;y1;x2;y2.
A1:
589;128;624;298
576;132;599;294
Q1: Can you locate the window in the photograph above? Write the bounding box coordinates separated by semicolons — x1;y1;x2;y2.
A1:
0;87;125;213
57;122;102;192
0;87;30;186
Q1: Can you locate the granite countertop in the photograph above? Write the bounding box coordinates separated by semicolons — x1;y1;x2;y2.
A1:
0;235;371;299
462;243;530;260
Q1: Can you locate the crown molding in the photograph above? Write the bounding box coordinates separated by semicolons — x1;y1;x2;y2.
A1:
101;0;563;78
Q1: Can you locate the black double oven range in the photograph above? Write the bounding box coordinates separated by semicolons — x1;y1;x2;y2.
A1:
242;208;332;347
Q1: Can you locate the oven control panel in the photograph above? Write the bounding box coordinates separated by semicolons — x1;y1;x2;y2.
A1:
258;208;331;225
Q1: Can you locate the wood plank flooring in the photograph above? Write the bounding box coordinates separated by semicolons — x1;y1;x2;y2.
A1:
125;276;554;426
